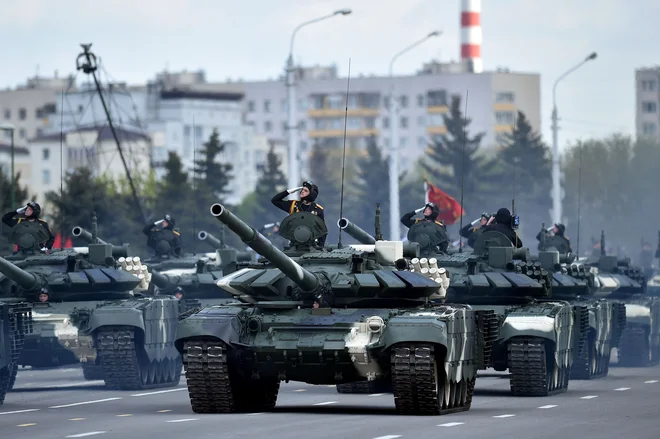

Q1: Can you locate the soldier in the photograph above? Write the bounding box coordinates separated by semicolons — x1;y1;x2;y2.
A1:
481;207;523;248
2;201;55;250
174;286;184;300
38;287;50;302
459;212;491;248
271;180;326;247
142;214;182;257
400;202;449;253
536;223;573;253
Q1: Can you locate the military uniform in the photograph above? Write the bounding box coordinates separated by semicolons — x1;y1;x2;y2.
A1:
2;201;55;249
143;215;182;257
401;203;449;253
481;208;523;248
536;223;572;253
271;181;326;247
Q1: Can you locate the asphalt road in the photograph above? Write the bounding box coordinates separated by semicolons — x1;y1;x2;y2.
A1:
1;354;658;439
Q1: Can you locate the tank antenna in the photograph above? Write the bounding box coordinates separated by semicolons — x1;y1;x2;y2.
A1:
375;203;383;241
92;211;98;243
600;230;606;256
59;89;65;251
337;58;351;249
458;90;468;253
192;114;197;255
576;143;583;258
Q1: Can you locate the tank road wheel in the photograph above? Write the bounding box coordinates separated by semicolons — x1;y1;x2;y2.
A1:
336;379;392;394
96;326;181;390
81;361;104;381
508;337;569;396
0;366;10;406
182;339;280;413
617;324;659;367
390;343;475;415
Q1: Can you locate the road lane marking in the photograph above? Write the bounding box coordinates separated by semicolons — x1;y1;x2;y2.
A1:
66;432;106;438
493;414;515;418
644;380;658;384
538;405;557;409
16;423;36;427
580;395;598;399
116;414;132;417
369;393;385;397
131;388;187;397
157;410;172;413
313;401;338;405
438;422;464;427
166;419;198;423
614;387;630;391
69;418;86;421
0;409;40;415
293;389;306;392
373;436;402;439
49;398;122;409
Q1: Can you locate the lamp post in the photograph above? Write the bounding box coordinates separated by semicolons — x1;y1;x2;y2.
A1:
388;31;441;240
286;8;352;192
0;122;16;209
551;52;597;224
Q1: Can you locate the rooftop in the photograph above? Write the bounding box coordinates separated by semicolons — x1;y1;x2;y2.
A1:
160;88;244;101
30;124;150;143
0;143;30;155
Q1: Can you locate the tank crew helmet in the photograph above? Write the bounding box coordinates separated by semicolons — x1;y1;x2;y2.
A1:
494;207;512;225
25;201;41;218
554;223;566;235
301;180;319;203
163;214;175;229
423;202;440;221
481;212;491;220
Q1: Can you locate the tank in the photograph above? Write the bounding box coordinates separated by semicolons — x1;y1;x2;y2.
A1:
533;226;626;380
0;301;32;402
405;221;585;396
174;204;499;416
581;230;660;367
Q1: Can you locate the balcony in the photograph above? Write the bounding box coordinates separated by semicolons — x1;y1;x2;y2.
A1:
307;128;379;138
493;103;516;111
426;105;449;114
307;108;380;118
426;126;448;135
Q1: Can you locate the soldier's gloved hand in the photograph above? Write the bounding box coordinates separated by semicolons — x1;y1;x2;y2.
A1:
40;247;48;253
287;186;303;194
16;207;26;214
154;219;165;226
414;206;425;214
470;217;481;226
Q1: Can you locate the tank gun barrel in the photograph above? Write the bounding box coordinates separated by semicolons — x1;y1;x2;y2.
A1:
198;230;223;249
0;255;41;291
72;226;108;245
337;218;376;245
210;203;318;291
149;269;174;290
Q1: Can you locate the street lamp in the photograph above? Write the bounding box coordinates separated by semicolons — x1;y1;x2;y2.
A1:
388;31;441;240
0;122;16;209
286;8;352;192
551;51;597;224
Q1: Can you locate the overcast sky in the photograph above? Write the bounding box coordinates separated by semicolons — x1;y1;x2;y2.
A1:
1;0;655;151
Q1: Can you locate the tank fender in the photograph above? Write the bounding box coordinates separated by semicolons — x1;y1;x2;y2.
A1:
625;304;652;325
174;314;242;353
499;315;557;344
85;307;145;335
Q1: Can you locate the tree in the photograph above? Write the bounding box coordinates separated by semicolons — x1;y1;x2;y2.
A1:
420;95;500;222
0;169;30;252
307;141;341;244
496;111;552;243
248;142;288;227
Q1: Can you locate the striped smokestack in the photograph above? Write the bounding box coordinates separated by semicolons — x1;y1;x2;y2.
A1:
460;0;482;73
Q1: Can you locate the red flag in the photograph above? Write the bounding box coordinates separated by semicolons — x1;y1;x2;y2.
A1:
424;180;465;225
64;237;73;248
53;233;62;248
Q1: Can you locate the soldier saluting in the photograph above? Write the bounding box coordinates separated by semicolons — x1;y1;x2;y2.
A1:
2;201;55;250
142;214;182;257
271;180;326;247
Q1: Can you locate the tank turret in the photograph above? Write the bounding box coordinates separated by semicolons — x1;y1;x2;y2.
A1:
338;217;420;258
197;230;252;262
71;226;130;259
406;220;450;257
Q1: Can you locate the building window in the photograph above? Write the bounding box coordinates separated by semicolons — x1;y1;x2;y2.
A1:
383;96;390;109
183;125;191;137
3;109;9;120
42;169;51;185
642;80;657;92
78;104;84;113
426;90;447;107
280;99;287;112
194;126;202;140
299;120;306;130
382;117;389;129
495;133;508;145
400;117;408;128
642;101;657;113
417;94;424;107
399;95;408;108
297;98;308;111
642;122;657;136
364;117;376;129
417;115;426;127
399;137;408;148
418;136;427;148
248;101;255;112
18;108;26;120
495;111;515;124
264;121;272;132
495;92;515;103
43;148;50;160
428;113;444;126
19;128;25;138
264;100;270;113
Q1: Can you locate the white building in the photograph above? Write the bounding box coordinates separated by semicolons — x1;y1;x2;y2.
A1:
28;125;151;209
252;136;288;181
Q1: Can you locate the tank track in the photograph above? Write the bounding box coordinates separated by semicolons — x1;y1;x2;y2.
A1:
574;305;590;358
336;379;392;394
611;303;627;348
6;364;18;391
391;343;475;415
617;324;660;367
508;337;569;396
81;361;104;380
0;366;9;406
5;303;32;392
474;309;499;369
570;332;610;380
182;339;280;413
96;326;182;390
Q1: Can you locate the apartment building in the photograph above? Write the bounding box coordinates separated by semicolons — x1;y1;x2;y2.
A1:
635;67;660;141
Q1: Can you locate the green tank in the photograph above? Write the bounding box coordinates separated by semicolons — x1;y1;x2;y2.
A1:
405;221;585;396
0;301;32;400
174;204;498;415
581;230;660;367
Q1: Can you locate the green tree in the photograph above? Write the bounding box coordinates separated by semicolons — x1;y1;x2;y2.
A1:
250;142;288;227
420;94;500;221
306;141;341;244
496;111;552;244
0;168;30;252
